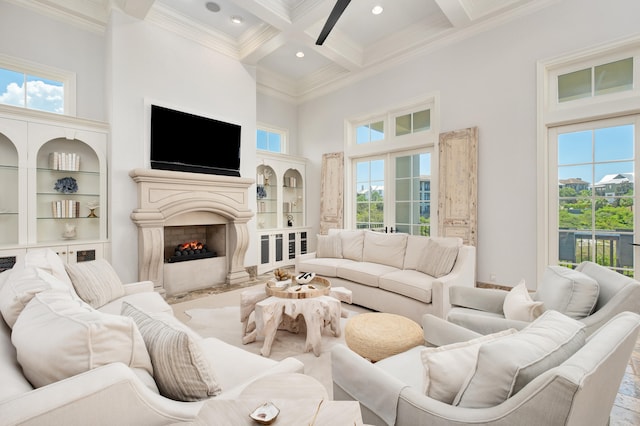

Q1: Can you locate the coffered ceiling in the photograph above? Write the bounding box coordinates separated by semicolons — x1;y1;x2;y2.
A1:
17;0;555;101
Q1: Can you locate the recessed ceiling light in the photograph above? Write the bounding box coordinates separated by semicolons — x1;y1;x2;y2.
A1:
372;5;383;15
230;15;244;24
205;2;220;13
296;51;305;58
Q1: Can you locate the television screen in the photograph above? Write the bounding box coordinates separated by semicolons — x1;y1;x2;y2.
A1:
150;105;241;177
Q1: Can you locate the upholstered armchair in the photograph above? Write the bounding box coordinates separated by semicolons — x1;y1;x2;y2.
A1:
443;261;640;338
332;311;640;426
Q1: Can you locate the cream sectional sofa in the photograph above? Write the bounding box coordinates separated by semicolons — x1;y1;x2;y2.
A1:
0;249;303;425
295;229;476;323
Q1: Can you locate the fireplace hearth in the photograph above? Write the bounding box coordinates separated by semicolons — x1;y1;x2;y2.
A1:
130;168;254;296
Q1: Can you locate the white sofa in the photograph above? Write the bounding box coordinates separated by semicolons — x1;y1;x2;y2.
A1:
295;229;476;323
0;249;304;425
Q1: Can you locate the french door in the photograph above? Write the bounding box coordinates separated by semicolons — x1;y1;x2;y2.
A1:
354;150;432;235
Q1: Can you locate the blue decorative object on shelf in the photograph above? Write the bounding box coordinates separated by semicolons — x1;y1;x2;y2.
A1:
257;184;267;199
54;176;78;194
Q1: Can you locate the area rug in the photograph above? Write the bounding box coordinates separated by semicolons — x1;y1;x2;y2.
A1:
177;286;370;397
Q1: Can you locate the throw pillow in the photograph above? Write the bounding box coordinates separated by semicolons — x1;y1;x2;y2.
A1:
340;230;365;261
11;290;152;388
536;266;599;319
65;259;126;309
19;248;73;287
0;267;77;328
503;280;544;321
362;231;408;269
121;302;222;401
454;310;586;408
417;238;460;278
421;328;517;404
316;234;343;258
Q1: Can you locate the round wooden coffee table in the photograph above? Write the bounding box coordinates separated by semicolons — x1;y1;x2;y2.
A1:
345;312;424;362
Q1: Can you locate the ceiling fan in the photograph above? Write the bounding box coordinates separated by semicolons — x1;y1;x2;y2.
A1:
315;0;352;45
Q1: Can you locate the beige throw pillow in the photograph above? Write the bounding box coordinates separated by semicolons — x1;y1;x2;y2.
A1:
65;259;126;309
503;280;544;321
316;234;343;258
362;231;408;269
340;230;365;261
454;311;586;408
122;302;222;401
536;266;599;319
11;291;152;388
0;267;77;328
417;238;460;278
421;328;517;404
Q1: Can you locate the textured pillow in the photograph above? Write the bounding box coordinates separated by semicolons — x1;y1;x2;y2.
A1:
19;248;73;287
65;259;125;308
363;231;408;269
11;291;152;388
536;266;599;319
0;267;77;328
503;280;544;321
121;302;222;401
340;230;365;261
421;328;517;404
454;310;586;408
417;238;460;278
316;234;343;258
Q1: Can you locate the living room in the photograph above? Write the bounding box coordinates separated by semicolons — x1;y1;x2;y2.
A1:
1;0;640;424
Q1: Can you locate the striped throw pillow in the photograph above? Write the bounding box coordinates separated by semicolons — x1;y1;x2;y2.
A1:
417;239;460;278
65;259;125;308
122;302;222;401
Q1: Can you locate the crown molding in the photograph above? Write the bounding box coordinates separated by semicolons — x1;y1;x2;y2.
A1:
6;0;107;33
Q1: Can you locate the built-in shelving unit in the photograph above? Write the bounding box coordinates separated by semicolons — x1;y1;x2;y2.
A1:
256;152;309;273
0;106;109;267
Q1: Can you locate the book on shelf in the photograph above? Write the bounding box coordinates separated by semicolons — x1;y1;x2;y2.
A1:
51;200;80;218
49;152;80;171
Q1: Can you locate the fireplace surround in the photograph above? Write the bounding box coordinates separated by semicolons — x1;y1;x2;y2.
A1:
130;168;254;295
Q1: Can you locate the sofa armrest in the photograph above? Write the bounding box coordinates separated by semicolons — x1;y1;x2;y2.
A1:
429;245;476;318
331;344;406;426
0;362;202;426
450;285;507;313
122;280;155;295
421;314;482;346
295;252;317;274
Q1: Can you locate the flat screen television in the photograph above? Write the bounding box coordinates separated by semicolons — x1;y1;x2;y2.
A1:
150;104;241;177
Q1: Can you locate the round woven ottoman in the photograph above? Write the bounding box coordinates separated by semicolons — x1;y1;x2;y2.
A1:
345;312;423;362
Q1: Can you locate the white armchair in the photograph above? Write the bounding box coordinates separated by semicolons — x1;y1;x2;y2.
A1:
331;311;640;426
445;261;640;337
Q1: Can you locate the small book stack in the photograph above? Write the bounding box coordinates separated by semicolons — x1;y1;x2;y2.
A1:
51;200;81;218
49;152;80;171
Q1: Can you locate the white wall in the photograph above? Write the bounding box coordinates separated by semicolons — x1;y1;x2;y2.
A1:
293;0;640;288
107;10;258;282
0;1;105;121
257;93;298;156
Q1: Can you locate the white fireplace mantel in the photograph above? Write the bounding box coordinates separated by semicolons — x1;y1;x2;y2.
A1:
129;168;254;293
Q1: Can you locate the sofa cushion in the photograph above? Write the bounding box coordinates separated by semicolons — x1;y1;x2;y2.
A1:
420;329;517;404
11;291;152;388
417;238;460;278
340;230;365;261
65;259;126;309
316;233;343;258
403;236;430;270
337;262;398;288
536;266;599;319
379;270;433;303
0;267;78;328
454;310;586;408
122;302;222;401
363;231;408;269
99;291;174;316
297;257;354;277
503;280;544;322
19;248;73;287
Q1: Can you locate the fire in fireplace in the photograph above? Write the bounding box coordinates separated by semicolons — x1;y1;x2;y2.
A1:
168;240;217;263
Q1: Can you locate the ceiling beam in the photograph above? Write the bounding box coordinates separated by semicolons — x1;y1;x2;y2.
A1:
115;0;155;19
434;0;472;27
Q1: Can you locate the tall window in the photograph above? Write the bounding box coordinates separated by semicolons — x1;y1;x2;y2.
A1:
0;55;74;114
540;40;640;277
257;126;286;153
348;97;437;235
551;119;637;275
